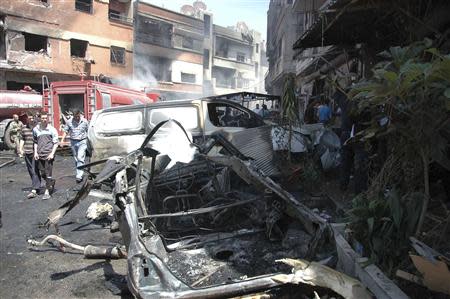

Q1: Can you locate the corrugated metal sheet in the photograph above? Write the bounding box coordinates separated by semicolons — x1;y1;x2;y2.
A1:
224;125;280;176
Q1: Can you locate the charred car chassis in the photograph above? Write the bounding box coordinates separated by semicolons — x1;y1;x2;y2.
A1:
29;120;371;299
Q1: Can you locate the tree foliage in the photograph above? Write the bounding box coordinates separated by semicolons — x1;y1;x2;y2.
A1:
348;39;450;274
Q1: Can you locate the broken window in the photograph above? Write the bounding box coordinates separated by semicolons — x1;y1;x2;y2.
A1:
75;0;92;13
237;52;246;63
110;46;125;65
136;16;173;48
70;39;88;58
208;103;262;128
136;56;171;82
181;72;196;84
182;36;194;49
24;33;47;52
109;9;121;20
108;0;131;23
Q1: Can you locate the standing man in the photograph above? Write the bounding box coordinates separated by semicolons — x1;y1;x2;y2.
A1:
318;100;332;124
19;113;41;198
10;114;23;157
61;110;89;183
259;104;270;118
252;103;261;115
33;112;58;200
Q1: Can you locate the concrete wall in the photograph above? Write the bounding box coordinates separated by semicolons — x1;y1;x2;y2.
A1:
171;60;203;85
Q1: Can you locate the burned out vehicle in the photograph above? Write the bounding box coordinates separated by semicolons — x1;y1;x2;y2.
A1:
29;120;372;299
87;98;279;176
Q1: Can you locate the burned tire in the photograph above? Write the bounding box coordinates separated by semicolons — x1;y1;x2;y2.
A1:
4;125;16;150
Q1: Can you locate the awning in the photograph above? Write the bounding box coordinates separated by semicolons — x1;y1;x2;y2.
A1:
294;0;450;50
293;0;396;50
206;92;280;102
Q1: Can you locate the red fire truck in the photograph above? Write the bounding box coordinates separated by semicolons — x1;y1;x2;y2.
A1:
0;76;158;149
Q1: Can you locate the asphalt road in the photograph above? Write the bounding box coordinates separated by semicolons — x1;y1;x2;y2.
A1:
0;152;131;299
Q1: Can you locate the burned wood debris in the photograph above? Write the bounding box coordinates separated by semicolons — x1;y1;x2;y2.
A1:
28;119;372;298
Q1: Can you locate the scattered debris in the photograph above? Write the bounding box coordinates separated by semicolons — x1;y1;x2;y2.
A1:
273;258;372;299
86;201;113;220
396;237;450;295
28;235;126;259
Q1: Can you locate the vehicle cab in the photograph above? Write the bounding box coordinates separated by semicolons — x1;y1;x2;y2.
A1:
88;98;269;169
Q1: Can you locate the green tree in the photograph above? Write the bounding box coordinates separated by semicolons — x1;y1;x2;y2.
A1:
350;39;450;237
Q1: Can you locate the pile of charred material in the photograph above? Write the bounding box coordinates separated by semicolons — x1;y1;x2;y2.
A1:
29;120;371;298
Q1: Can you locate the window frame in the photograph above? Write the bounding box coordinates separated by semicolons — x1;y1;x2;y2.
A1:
147;105;200;132
75;0;93;14
207;102;264;128
95;109;144;136
23;33;48;53
70;39;88;58
236;52;246;63
110;46;126;65
180;72;196;84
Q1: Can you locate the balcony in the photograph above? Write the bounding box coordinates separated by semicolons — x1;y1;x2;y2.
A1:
109;12;133;26
213;56;253;72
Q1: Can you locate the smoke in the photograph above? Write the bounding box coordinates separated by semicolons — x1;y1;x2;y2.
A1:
150;124;197;168
112;55;158;91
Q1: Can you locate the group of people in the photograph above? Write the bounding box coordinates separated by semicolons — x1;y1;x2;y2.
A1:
10;110;89;200
252;103;279;118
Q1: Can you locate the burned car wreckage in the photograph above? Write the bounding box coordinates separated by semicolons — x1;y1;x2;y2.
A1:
29;118;371;298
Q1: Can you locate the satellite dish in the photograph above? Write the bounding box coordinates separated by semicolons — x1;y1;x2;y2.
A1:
181;4;195;16
193;1;207;11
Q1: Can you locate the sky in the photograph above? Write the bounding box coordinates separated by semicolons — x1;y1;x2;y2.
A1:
144;0;270;40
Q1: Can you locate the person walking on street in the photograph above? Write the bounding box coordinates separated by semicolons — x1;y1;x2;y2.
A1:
33;112;58;200
19;113;41;199
10;114;23;158
61;110;89;183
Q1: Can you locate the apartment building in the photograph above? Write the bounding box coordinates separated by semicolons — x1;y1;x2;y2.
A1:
134;1;205;99
135;1;266;99
0;0;134;91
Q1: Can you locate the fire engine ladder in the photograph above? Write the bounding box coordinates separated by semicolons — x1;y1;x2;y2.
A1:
41;75;53;121
87;84;97;119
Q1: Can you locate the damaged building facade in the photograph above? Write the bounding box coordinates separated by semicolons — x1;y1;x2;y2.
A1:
134;1;267;99
0;0;134;91
266;0;450;119
0;0;267;97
